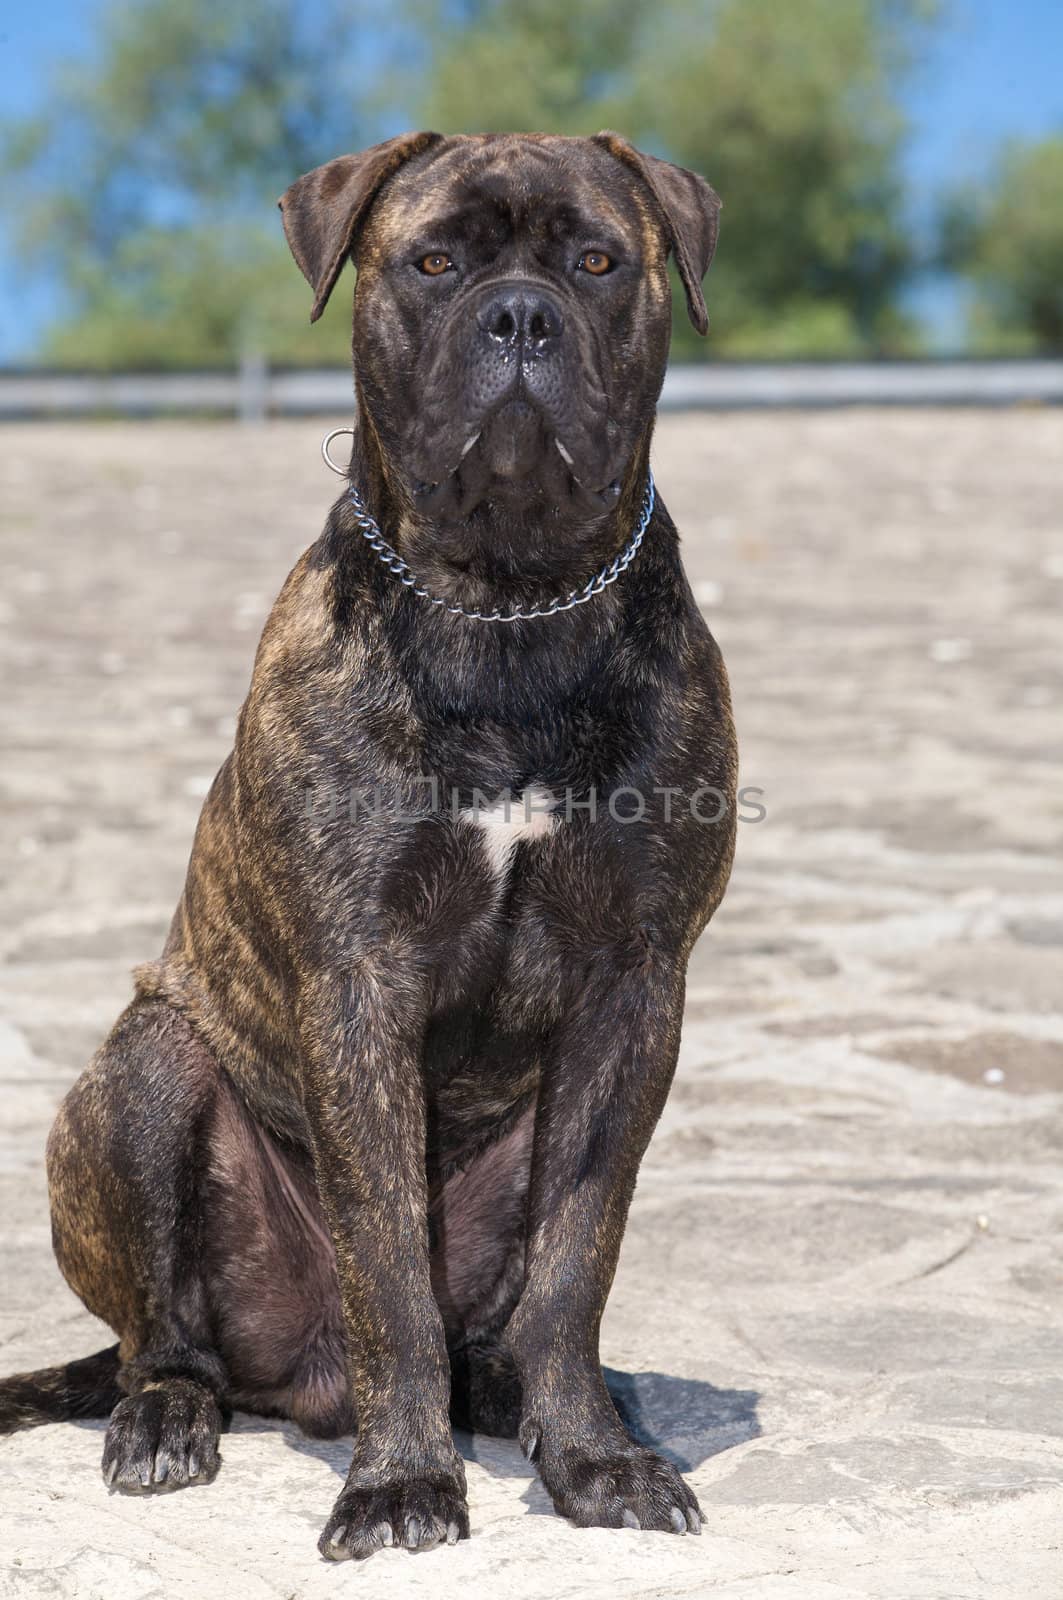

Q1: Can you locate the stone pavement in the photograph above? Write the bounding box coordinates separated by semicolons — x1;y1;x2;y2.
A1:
1;411;1061;1598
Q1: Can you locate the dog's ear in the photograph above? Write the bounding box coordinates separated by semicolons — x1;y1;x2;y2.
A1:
279;131;444;323
593;132;720;335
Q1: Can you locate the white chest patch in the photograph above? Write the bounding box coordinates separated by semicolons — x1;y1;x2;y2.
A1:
460;785;558;879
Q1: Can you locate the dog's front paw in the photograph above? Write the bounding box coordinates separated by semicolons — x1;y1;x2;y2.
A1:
532;1431;701;1534
319;1470;470;1560
102;1379;221;1491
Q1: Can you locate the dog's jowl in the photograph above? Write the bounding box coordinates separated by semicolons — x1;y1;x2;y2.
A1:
0;131;737;1558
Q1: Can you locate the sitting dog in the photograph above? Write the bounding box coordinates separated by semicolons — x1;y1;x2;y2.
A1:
0;131;736;1559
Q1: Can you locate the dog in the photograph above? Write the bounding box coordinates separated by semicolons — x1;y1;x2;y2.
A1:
0;131;736;1559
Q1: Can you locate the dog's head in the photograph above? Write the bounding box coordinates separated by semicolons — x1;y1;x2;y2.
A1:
280;132;719;517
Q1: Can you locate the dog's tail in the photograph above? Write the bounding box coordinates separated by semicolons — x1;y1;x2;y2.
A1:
0;1344;121;1434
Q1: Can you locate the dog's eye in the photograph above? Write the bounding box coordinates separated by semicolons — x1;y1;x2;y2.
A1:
578;251;613;276
419;253;453;276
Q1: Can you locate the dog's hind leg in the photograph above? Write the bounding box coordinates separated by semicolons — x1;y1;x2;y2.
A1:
449;1341;522;1438
46;998;228;1489
431;1107;537;1440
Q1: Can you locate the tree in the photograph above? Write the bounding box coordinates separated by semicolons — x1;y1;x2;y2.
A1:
940;136;1063;354
2;0;384;367
414;0;936;357
4;0;936;365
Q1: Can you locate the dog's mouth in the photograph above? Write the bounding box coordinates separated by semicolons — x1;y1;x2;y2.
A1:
410;397;623;518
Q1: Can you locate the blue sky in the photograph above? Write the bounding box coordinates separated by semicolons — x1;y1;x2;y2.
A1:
1;0;1061;358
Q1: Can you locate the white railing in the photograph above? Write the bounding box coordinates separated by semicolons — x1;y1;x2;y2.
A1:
2;359;1062;419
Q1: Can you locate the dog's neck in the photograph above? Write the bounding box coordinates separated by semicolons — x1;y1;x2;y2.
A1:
347;413;654;597
329;411;675;729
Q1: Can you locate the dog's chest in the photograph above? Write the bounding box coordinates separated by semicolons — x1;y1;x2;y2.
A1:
456;784;558;882
420;784;565;1124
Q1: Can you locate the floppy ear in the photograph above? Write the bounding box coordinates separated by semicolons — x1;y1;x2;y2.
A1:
279;130;444;322
593;132;720;335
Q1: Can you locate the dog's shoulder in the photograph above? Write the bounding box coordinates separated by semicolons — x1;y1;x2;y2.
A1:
250;525;378;681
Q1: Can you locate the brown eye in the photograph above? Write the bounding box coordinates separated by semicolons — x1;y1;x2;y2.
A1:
420;252;452;276
580;251;612;275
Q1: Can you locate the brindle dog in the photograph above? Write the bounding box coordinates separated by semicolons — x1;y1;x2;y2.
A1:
0;131;736;1559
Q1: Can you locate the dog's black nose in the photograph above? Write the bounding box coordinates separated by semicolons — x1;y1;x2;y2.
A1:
477;287;564;348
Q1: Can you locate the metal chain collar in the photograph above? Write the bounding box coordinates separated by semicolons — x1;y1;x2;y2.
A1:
322;432;655;624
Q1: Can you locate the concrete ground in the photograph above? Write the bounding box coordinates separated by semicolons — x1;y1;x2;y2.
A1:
0;410;1061;1599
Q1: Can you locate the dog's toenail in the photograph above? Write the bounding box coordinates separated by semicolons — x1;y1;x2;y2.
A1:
621;1508;640;1529
669;1505;687;1533
446;1520;461;1544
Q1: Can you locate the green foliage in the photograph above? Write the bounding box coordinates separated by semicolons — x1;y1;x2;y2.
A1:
4;0;939;365
40;229;355;369
416;0;934;357
2;0;372;367
941;137;1063;354
412;0;646;134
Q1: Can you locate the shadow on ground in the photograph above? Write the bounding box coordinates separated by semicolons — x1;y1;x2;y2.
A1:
603;1368;761;1472
222;1367;761;1484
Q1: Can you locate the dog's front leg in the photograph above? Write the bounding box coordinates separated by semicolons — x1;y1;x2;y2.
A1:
505;934;702;1534
300;970;468;1560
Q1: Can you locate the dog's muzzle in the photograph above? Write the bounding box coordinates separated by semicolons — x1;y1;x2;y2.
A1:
468;283;568;433
409;277;619;512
